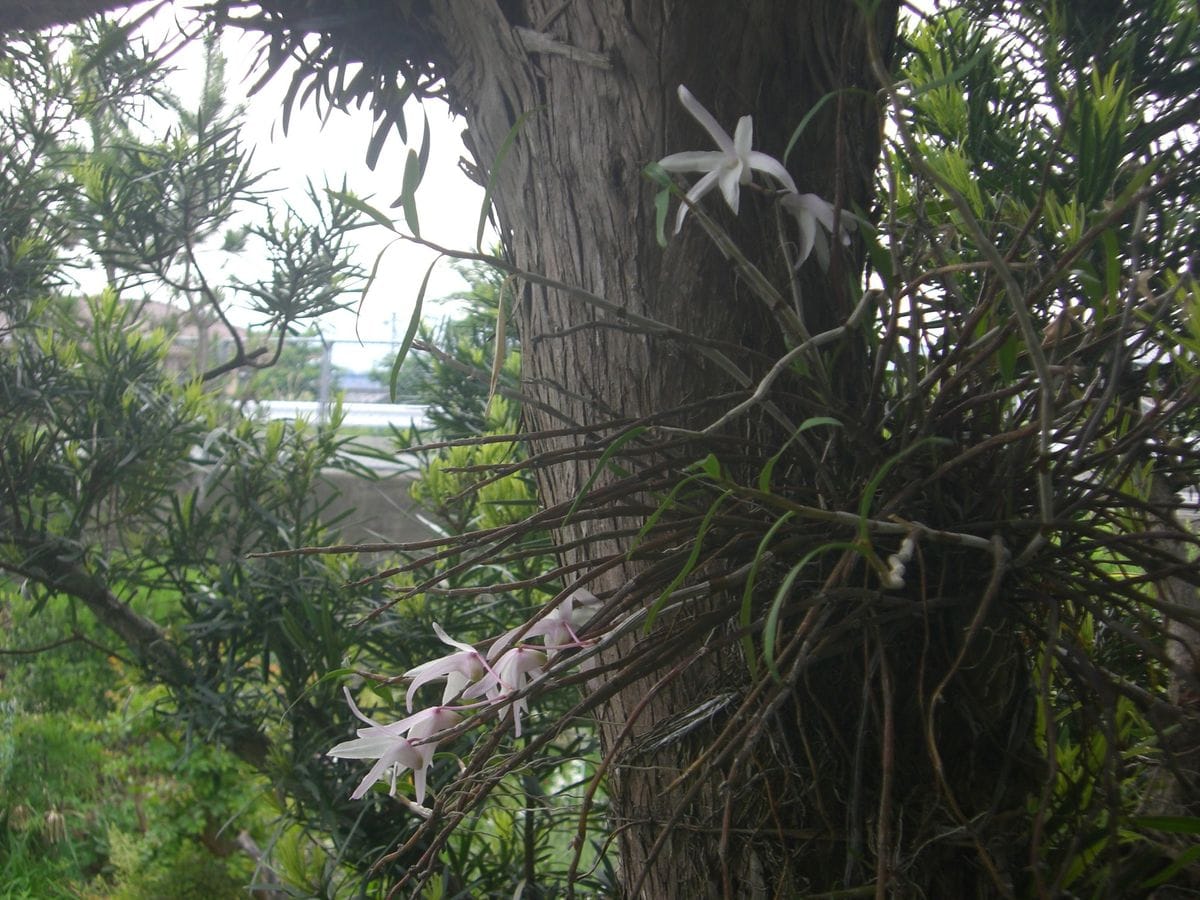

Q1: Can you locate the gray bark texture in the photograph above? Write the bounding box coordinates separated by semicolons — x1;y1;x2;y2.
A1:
423;3;902;896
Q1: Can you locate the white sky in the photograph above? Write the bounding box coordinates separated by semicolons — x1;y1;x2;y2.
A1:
103;1;941;374
141;4;486;371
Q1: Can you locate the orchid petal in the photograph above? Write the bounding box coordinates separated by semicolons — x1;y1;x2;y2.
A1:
658;150;729;173
797;212;817;266
677;84;733;153
343;686;383;728
350;755;395;800
487;624;521;661
746;150;799;194
511;697;529;738
781;192;853;268
732;116;754;173
404;651;483;711
327;733;404;759
403;657;454;711
460;672;499;701
432;621;477;654
811;228;831;269
332;693;459;804
348;742;422;800
406;706;461;743
567;590;601;627
796;193;836;232
404;628;487;710
717;160;743;213
675;169;721;233
500;647;548;681
441;670;472;705
413;763;429;805
661;85;797;233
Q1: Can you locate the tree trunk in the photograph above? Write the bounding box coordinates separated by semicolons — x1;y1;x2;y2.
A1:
425;3;901;895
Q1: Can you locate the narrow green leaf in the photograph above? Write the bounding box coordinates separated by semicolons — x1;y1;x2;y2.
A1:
359;239;399;311
739;511;795;679
564;426;647;526
784;91;839;164
645;491;732;632
389;257;440;400
401;148;422;237
477;107;543;251
863;224;896;292
856;436;948;541
488;275;512;402
762;542;854;681
326;188;397;233
784;88;879;164
76;18;138;77
696;453;724;481
1111;159;1158;212
629;471;706;557
654;188;671;248
758;416;842;493
316;667;357;685
416;107;432;177
366;112;393;171
1102;228;1120;311
1139;844;1200;890
1129;815;1200;835
643;160;672;188
907;48;987;100
643;161;674;247
997;332;1020;383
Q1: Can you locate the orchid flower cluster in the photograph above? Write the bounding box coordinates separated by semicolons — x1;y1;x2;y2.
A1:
327;589;604;805
658;85;854;269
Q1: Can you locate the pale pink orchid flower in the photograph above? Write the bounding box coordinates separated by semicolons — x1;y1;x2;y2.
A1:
462;646;547;738
489;588;604;661
658;84;798;233
401;622;490;711
327;687;460;803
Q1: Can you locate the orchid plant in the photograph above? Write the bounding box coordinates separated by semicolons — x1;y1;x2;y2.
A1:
327;688;462;803
328;589;606;804
329;87;849;809
658;85;799;232
659;84;853;268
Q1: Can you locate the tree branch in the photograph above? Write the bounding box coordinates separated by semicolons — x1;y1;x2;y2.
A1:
11;549;272;767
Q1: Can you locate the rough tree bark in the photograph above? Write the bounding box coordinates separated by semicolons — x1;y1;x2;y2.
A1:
420;4;901;896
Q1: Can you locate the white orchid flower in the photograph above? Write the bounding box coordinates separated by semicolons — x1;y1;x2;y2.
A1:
659;84;798;233
489;588;605;661
779;191;856;269
400;705;463;805
540;587;603;653
462;646;547;738
401;622;489;711
328;688;461;803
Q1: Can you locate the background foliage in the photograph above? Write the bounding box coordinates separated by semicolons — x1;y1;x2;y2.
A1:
3;1;1200;896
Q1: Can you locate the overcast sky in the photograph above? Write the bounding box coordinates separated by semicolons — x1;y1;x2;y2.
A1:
141;4;486;371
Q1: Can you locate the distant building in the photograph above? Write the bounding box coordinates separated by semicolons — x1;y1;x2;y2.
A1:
339;371;390;403
128;299;248;386
2;295;248;390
